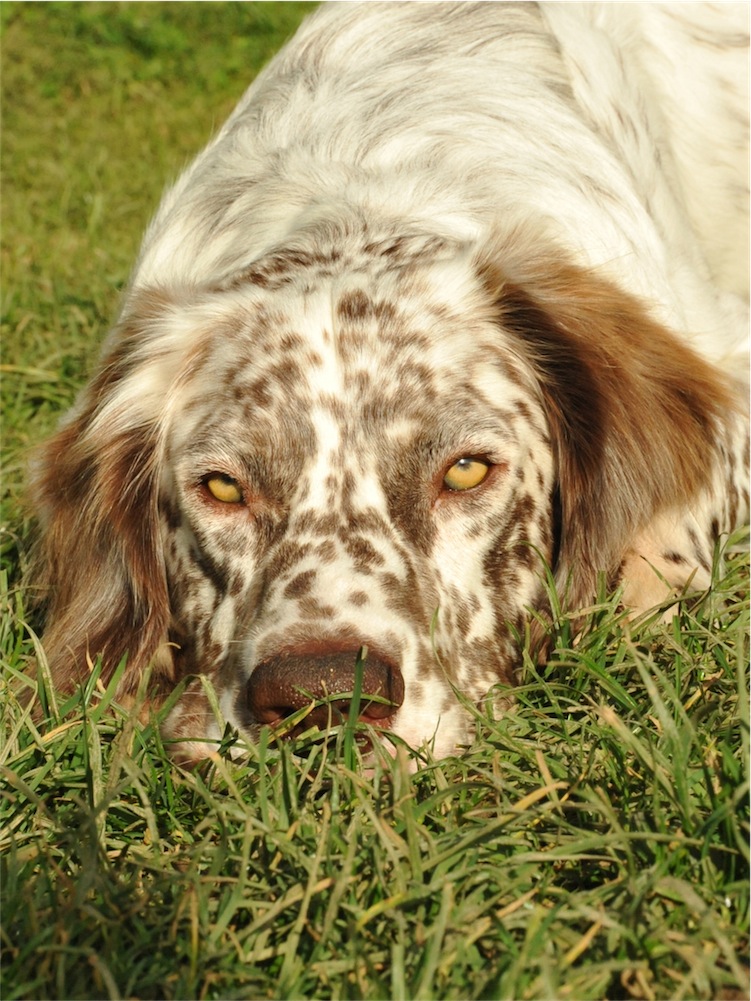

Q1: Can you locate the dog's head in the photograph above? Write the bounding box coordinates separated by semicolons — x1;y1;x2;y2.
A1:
33;226;730;760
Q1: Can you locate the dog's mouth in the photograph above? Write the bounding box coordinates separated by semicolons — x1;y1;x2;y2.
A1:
244;646;405;742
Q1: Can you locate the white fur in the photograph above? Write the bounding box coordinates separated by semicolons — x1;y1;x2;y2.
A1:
133;3;748;358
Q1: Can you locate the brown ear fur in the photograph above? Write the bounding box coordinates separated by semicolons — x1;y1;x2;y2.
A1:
478;252;735;613
30;295;174;700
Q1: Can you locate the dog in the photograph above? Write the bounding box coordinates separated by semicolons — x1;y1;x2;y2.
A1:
32;2;749;762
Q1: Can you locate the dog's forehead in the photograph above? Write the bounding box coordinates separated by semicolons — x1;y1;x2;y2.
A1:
162;247;541;484
195;267;515;427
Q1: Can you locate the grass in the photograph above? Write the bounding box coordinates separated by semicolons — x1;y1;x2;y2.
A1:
1;4;749;1000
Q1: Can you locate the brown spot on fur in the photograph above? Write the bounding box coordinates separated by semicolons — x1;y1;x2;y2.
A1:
274;540;313;575
312;540;336;563
662;551;689;565
337;289;371;322
285;569;317;598
344;535;385;571
298;597;337;620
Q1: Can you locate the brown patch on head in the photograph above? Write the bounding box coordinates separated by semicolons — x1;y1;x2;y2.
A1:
337;289;372;322
343;535;385;572
218;246;346;291
284;569;317;598
477;244;736;612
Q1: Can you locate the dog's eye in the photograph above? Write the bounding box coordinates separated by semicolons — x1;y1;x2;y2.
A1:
443;457;490;491
205;474;243;504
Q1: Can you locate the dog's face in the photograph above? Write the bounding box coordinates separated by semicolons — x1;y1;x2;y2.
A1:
157;238;555;757
36;224;730;764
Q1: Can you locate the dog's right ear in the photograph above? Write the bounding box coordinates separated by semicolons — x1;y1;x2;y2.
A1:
30;290;179;699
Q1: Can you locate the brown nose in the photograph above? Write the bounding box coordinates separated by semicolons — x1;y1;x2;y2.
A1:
246;648;404;736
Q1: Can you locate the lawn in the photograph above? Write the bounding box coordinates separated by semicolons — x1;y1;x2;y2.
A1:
1;4;749;1000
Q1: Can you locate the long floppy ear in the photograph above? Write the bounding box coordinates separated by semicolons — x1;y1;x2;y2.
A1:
30;291;176;701
478;250;736;613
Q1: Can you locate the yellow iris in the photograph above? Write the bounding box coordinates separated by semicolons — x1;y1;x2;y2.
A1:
443;458;490;492
205;474;243;504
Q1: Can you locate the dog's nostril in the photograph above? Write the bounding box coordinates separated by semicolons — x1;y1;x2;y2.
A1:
247;649;405;732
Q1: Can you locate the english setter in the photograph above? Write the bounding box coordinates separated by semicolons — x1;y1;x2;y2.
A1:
33;2;749;762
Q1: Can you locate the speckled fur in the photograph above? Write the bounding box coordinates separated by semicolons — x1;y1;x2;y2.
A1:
32;2;749;761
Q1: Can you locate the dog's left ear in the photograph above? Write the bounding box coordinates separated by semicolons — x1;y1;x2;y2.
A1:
477;247;736;611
